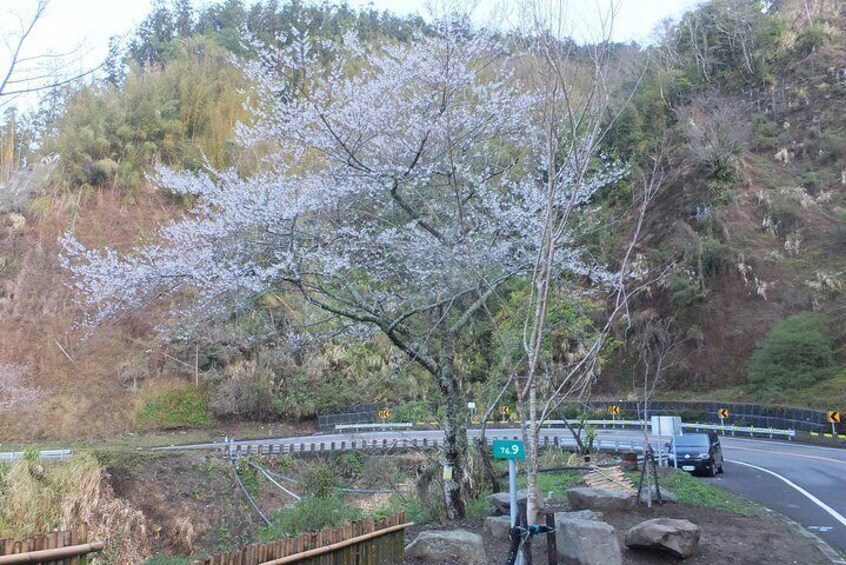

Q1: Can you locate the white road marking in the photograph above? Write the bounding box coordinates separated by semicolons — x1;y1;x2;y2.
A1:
729;460;846;528
730;445;846;466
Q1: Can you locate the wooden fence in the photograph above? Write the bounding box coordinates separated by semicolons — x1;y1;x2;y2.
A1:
0;526;103;564
190;512;410;565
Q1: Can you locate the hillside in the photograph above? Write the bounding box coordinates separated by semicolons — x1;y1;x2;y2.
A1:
1;0;846;442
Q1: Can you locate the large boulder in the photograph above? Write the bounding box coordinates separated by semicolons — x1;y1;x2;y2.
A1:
488;490;528;515
567;487;636;512
637;486;678;504
560;509;605;521
555;515;622;565
625;517;701;559
405;529;487;564
483;515;512;540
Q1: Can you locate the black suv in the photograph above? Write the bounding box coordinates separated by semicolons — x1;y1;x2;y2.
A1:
667;432;724;477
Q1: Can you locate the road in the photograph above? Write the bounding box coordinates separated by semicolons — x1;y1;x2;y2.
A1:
158;426;846;556
716;437;846;556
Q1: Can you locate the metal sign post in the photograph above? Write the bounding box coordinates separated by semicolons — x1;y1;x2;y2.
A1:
718;408;729;428
493;439;526;565
828;411;840;436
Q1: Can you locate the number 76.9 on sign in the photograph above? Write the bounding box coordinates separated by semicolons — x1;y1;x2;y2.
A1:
492;439;526;461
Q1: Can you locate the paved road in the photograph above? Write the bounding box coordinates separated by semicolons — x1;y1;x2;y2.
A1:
158;427;846;556
716;437;846;556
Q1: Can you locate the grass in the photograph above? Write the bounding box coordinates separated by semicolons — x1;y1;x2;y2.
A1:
145;557;195;565
136;385;213;429
648;469;759;515
519;470;585;500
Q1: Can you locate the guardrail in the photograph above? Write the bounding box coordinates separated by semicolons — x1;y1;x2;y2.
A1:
538;419;796;439
221;432;649;459
0;449;72;462
334;422;414;432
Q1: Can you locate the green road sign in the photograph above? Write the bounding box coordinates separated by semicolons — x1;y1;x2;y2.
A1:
492;439;526;461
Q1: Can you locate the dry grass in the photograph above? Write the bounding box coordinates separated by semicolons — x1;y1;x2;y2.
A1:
0;452;149;563
0;184;190;441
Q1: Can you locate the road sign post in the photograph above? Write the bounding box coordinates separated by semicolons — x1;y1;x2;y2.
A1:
828;410;841;436
609;405;620;427
493;439;525;565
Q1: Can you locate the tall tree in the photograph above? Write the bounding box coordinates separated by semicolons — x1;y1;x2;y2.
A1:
62;20;622;518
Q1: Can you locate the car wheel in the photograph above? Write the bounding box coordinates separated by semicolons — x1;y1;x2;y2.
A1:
718;461;725;474
708;461;717;478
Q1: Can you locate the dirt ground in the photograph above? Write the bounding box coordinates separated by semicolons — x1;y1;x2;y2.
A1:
405;501;831;565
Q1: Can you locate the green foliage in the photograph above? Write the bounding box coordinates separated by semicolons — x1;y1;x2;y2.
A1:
389;400;433;423
332;452;364;479
50;35;249;190
669;276;704;308
299;464;339;499
768;193;803;235
236;458;261;497
657;469;758;515
700;237;733;278
136;384;212;429
260;496;363;539
795;23;829;55
747;313;837;394
146;556;194;565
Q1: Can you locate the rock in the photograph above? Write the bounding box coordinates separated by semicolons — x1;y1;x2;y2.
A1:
567;487;636;512
558;509;604;521
483;516;512;540
405;529;487;565
488;490;528;515
555;515;622;565
625;517;701;559
637;486;678;504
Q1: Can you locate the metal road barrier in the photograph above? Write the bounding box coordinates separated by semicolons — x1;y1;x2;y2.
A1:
0;448;72;462
220;432;650;460
334;422;414;432
538;419;796;439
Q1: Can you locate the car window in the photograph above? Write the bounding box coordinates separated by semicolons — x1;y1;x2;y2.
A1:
673;434;709;447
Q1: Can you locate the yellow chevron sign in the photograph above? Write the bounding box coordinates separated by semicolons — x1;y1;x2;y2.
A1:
828;410;841;424
718;408;729;419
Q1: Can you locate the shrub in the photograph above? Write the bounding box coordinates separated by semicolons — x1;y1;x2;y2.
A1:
299;465;339;499
260;496;362;539
389;400;433;423
769;194;803;235
700;237;733;278
795;23;829;55
208;362;276;420
136;384;212;429
747;313;837;394
332;452;364;479
669;276;704;308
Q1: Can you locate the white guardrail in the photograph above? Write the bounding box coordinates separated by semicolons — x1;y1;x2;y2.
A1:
541;419;796;439
334;422;414;432
0;448;73;462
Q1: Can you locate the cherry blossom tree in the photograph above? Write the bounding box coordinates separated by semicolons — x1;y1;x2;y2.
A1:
62;21;624;518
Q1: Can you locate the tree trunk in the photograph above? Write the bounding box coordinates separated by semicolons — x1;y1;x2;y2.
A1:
526;382;540;527
439;352;468;520
441;380;468;519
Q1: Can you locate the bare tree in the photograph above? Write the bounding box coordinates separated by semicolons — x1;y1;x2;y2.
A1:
0;1;103;106
499;3;667;551
680;91;750;176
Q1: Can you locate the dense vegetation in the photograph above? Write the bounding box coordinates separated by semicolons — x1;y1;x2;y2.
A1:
1;0;845;441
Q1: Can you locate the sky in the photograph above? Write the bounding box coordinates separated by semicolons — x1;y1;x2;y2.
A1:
1;0;701;109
